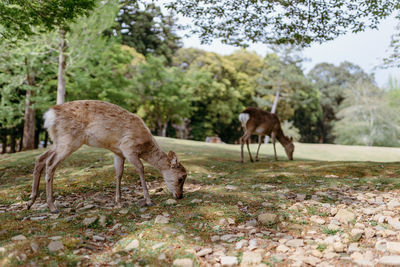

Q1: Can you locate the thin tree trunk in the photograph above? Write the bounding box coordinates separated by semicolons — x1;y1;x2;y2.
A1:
1;131;6;154
265;87;281;144
57;29;67;105
10;128;16;153
22;57;36;151
19;126;23;152
44;131;48;148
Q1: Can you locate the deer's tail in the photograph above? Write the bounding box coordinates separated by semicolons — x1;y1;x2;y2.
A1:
43;108;57;142
238;113;250;128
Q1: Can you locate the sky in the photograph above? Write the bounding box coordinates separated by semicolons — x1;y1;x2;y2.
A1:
181;15;399;88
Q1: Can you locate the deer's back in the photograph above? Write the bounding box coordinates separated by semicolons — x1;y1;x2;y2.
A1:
49;100;153;149
241;107;281;135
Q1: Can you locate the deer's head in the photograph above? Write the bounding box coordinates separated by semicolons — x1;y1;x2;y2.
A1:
162;151;187;199
285;137;295;160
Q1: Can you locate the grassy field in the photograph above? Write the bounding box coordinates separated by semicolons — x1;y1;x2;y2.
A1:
0;137;400;266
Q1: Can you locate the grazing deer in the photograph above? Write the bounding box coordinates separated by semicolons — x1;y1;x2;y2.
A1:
26;100;187;213
238;107;294;162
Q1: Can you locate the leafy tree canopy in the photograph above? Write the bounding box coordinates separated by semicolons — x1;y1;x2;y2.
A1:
166;0;398;46
0;0;96;39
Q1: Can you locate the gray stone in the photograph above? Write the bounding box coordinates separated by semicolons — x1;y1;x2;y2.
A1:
124;239;139;251
197;248;213;257
351;229;364;241
304;256;321;266
155;215;170;224
82;217;97;226
241;251;262;266
220;256;238;266
353;259;374;267
225;185;238;190
334;209;355;224
99;215;106;227
220;234;237;243
93;235;105;242
30;242;39;253
258;213;278;225
286;239;304;248
48;241;64;252
235;239;248;250
166;199;177;205
379;256;400;266
173;258;193;267
11;234;27;241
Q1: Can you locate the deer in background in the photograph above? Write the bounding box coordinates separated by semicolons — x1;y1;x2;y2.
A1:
26;100;187;213
239;107;294;162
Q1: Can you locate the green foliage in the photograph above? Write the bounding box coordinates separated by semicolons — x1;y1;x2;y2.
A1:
113;1;182;65
333;81;400;147
308;62;374;143
132;55;193;136
0;0;96;39
166;0;398;46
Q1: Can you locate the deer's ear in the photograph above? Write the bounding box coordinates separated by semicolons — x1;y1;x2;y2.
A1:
289;137;293;142
168;151;179;167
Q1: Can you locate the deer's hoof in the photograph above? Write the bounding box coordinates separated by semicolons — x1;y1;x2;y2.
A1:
138;199;154;207
50;208;60;214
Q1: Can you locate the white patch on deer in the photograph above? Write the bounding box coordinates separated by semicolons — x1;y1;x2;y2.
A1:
43;109;56;129
238;113;249;127
255;127;265;134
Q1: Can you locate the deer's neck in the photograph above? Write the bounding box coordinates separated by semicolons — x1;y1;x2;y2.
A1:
141;140;170;172
276;129;290;147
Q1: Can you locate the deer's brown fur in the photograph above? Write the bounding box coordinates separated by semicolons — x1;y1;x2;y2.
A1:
239;107;294;162
26;100;187;213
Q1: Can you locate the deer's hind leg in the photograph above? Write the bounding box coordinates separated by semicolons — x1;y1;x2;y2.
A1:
113;154;125;207
255;135;263;161
272;132;278;161
45;142;81;213
26;149;55;209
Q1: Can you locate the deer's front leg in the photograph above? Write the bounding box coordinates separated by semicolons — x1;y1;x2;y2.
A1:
113;154;125;207
125;153;153;206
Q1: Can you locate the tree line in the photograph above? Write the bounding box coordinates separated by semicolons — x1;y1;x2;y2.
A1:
1;0;400;153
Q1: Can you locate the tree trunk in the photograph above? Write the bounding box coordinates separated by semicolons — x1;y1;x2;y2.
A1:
22;57;36;151
1;131;6;154
264;87;281;144
57;29;67;104
19;126;23;152
10;128;16;153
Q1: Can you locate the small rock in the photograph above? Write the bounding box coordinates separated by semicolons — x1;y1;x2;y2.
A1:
387;200;400;209
348;243;360;253
48;236;62;241
326;224;340;231
286;239;304;248
375;240;388;252
276;244;289;253
351;252;364;261
0;247;5;253
387;242;400;254
225;185;238;190
246;219;257;227
220;234;237;243
221;256;238;266
364;228;375;239
197;248;213;257
119;209;129;214
124;239;139;251
93;235;105;242
110;223;121;231
235;239;248;250
379;256;400;266
30;241;39;253
152;242;165;250
11;234;27;241
334;209;355;224
211;235;220;242
258;213;278;225
30;216;47;221
99;215;106;227
82;217;97;226
48;241;64;252
304;256;321;266
351;229;364;241
158;253;166;261
191;199;202;204
333;242;345;253
166;199;177;205
241;251;262;266
310;216;325;225
353;259;374;267
173;258;193;267
388;217;400;230
155;215;170;224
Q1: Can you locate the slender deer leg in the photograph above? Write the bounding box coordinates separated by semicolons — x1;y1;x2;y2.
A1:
124;153;152;206
272;132;278;161
114;154;125;207
240;136;245;163
246;139;254;162
27;149;55;209
255;135;263;161
45;144;80;213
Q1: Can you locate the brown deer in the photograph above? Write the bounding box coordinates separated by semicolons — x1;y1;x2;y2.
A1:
239;107;294;162
26;100;187;213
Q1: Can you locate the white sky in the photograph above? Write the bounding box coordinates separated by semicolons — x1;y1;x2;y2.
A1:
181;15;399;88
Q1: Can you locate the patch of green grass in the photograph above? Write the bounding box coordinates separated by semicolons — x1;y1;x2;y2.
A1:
321;226;340;235
317;243;328;252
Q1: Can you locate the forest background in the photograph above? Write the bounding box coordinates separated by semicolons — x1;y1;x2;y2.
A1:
1;0;400;153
